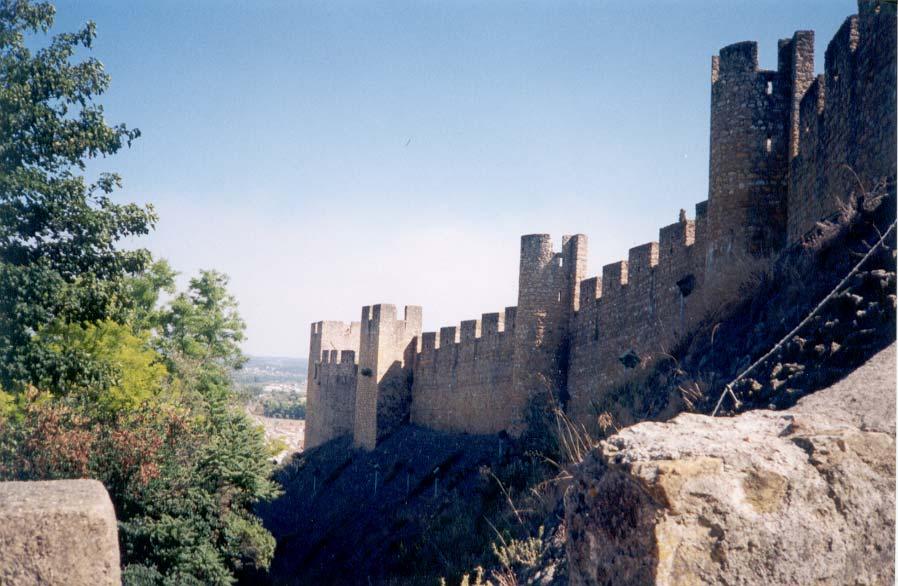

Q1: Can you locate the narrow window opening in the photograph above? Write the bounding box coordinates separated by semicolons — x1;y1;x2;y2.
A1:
557;292;562;302
765;136;772;153
559;257;564;267
766;81;773;95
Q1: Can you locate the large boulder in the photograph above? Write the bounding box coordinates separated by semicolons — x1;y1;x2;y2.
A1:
0;479;121;585
565;344;895;585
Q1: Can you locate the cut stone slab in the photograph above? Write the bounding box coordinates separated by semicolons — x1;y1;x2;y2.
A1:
566;343;896;586
0;479;121;585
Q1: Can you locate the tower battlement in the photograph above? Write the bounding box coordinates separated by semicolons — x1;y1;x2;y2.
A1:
716;41;759;74
305;320;361;448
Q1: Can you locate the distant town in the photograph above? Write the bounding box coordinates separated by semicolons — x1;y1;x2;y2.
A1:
232;356;308;395
233;356;308;459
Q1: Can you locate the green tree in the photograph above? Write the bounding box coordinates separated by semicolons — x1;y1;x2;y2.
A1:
117;268;279;585
0;0;156;393
159;270;247;371
36;319;167;412
123;259;178;335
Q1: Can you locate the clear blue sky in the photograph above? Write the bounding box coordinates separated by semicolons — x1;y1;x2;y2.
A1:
53;0;856;357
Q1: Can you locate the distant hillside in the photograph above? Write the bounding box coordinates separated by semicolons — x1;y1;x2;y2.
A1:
233;356;308;390
244;355;308;374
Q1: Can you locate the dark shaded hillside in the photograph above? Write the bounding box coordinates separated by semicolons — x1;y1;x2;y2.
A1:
251;427;520;585
701;190;897;413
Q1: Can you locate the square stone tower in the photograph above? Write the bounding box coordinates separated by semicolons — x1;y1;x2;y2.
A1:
353;304;422;450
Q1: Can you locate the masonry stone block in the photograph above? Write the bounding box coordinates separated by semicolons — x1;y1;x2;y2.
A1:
0;480;121;586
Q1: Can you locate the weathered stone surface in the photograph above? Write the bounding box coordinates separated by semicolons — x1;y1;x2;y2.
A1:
0;479;121;585
565;343;896;586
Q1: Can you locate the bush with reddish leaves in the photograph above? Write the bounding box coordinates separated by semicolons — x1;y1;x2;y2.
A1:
0;385;278;586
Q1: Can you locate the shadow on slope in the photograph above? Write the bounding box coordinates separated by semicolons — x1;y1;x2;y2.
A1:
250;426;521;585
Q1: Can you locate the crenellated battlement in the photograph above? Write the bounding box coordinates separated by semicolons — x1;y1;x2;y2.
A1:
579;277;601;305
305;319;362;448
309;320;360;358
708;31;795;263
361;304;423;335
659;219;694;254
578;206;702;317
311;349;359;445
419;307;515;360
416;307;517;367
439;326;458;348
460;319;481;343
717;41;759;74
412;306;517;434
825;16;860;73
354;303;423;450
481;312;503;335
317;349;356;366
627;242;659;283
601;261;628;296
304;1;896;451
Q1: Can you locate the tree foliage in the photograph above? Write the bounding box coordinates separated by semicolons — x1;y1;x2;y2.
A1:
36;319;167;412
1;383;279;585
0;3;280;584
158;270;247;371
261;397;307;420
0;0;156;393
123;259;177;335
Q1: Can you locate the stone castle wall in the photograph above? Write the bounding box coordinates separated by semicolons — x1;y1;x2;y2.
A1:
305;1;896;451
566;206;709;424
707;40;792;264
511;235;586;421
354;304;421;450
305;320;360;449
410;234;586;435
410;308;516;433
789;2;897;241
313;350;358;444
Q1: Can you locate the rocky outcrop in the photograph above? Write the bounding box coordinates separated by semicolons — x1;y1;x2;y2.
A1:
565;343;896;586
0;479;121;585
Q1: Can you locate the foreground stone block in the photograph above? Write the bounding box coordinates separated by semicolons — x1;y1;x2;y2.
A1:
0;479;121;585
566;344;896;586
